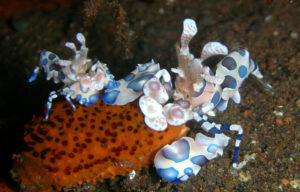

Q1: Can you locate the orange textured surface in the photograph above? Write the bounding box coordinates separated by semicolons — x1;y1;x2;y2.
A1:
0;0;75;18
13;99;188;191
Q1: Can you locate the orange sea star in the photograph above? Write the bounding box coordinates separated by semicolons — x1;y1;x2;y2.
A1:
12;99;188;191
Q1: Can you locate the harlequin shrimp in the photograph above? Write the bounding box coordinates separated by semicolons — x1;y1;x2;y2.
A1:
28;33;117;119
134;18;272;183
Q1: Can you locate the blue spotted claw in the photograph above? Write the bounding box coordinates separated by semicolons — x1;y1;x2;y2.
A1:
213;49;272;111
28;51;61;83
154;133;229;184
101;60;160;105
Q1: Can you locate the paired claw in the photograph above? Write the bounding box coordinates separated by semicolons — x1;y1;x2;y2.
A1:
29;18;273;185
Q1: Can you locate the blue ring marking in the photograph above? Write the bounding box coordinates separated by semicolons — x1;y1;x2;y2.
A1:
137;64;149;72
221;57;237;70
80;83;89;94
105;80;120;89
156;167;179;182
197;119;205;126
81;98;87;104
211;91;220;106
49;65;54;71
127;74;154;92
84;102;91;106
162;139;190;163
237;50;245;56
233;146;240;164
88;92;99;104
220;124;230;130
207;118;213;123
222;75;237;89
59;71;65;80
192;80;206;97
236;133;242;140
184;167;193;176
69;65;75;74
238;65;248;78
191;155;209;167
48;53;56;60
207;144;219;153
208;127;221;136
76;94;82;102
123;73;135;82
42;58;48;66
109;74;114;80
101;90;120;105
41;51;47;56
